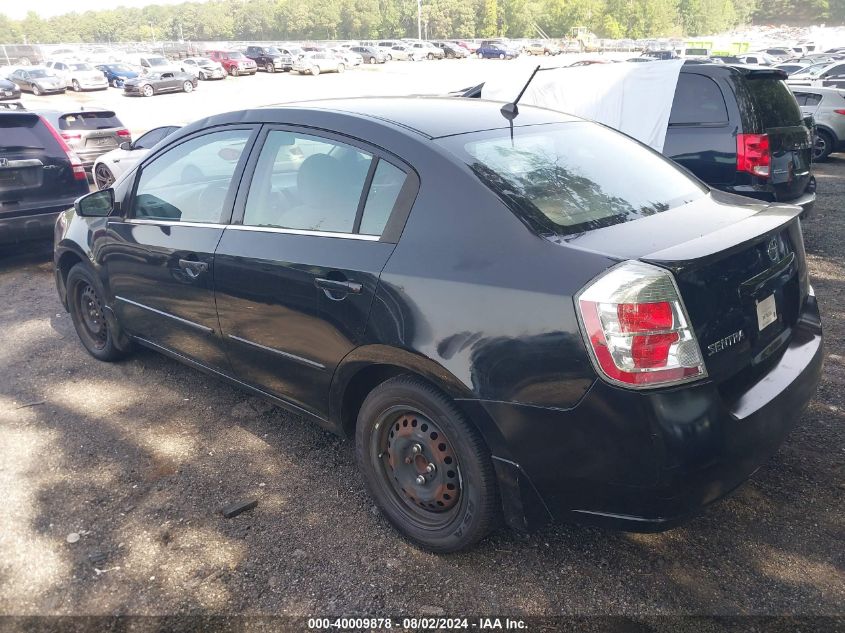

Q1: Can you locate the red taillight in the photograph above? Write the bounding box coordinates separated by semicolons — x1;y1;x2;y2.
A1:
737;133;770;178
39;116;87;181
834;109;845;115
117;128;131;138
60;132;81;141
576;261;707;388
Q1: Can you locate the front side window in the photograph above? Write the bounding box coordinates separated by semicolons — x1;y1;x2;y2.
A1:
439;122;705;236
132;129;251;224
243;130;405;236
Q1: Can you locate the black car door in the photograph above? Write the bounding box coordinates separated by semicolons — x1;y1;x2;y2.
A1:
213;126;416;419
106;125;258;369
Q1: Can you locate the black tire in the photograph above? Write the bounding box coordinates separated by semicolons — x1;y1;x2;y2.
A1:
94;163;114;190
198;71;206;80
230;67;239;77
32;84;41;96
66;264;132;362
355;375;499;553
111;77;121;88
266;62;275;73
813;129;834;162
369;56;376;64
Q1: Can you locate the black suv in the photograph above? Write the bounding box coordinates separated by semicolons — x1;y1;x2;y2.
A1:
244;45;292;73
665;63;814;213
0;110;90;245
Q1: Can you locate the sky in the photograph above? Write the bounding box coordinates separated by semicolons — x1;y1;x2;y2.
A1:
1;0;210;20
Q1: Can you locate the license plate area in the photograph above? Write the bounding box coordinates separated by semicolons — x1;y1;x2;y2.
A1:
756;294;777;331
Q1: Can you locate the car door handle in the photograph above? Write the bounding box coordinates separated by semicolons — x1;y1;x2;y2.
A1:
178;259;209;279
314;278;362;295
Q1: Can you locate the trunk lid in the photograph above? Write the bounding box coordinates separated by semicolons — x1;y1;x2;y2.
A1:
566;193;809;386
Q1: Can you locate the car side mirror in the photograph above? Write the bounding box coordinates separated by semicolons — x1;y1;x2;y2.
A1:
119;141;132;151
75;188;114;217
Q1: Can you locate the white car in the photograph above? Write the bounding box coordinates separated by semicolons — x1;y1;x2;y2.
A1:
330;48;363;67
389;45;419;61
127;54;183;75
92;125;181;189
292;52;346;75
45;60;108;91
181;57;226;80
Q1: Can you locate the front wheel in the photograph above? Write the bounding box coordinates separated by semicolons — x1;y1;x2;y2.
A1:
94;163;114;190
31;84;41;95
230;67;239;77
66;264;132;362
477;52;483;59
499;53;505;60
369;56;376;64
72;79;81;92
813;130;834;161
311;65;320;76
355;375;499;553
198;71;206;80
337;63;345;73
182;81;193;93
266;62;275;73
141;84;154;97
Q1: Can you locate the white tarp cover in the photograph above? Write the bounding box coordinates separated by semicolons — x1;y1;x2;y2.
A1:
480;59;685;153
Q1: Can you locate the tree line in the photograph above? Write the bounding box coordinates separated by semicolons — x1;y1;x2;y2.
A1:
0;0;840;45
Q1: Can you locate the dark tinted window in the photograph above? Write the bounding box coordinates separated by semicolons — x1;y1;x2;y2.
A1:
746;78;803;128
794;92;822;106
0;114;65;157
439;122;705;235
59;111;122;130
825;63;845;76
669;73;729;124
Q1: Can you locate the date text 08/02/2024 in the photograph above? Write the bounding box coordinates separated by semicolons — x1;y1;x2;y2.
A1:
307;617;528;629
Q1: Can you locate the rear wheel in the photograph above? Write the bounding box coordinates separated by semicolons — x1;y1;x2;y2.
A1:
66;264;131;362
182;81;193;93
72;79;81;92
477;52;483;59
813;129;834;162
311;65;321;76
94;163;114;190
355;375;499;553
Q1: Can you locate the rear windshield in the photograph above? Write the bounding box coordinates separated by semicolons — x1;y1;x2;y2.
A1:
0;114;64;156
438;122;706;235
746;78;803;128
59;111;122;131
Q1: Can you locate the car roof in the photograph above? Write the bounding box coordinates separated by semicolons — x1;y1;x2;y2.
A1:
255;96;578;139
790;86;845;96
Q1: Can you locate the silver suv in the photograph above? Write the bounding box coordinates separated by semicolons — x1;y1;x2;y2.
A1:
36;109;131;171
793;87;845;160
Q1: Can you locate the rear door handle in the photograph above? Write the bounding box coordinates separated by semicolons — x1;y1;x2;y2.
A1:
178;258;209;279
314;278;362;295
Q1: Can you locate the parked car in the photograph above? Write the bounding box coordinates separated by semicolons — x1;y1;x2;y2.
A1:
350;46;386;64
292;52;345;75
54;97;823;553
665;64;815;212
409;41;444;60
452;40;479;53
123;71;197;97
127;54;183;75
523;41;560;56
180;57;226;80
92;125;181;189
37;109;131;172
476;41;519;59
0;77;21;100
0;44;43;67
244;45;291;73
763;47;794;61
786;60;845;86
734;52;779;66
432;41;469;59
0;109;88;244
206;50;257;76
388;45;419;62
330;47;363;67
8;67;65;95
775;62;813;76
792;87;845;161
279;46;305;63
45;60;108;91
95;63;140;88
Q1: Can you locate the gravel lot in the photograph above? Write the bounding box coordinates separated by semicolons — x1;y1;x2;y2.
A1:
0;90;843;622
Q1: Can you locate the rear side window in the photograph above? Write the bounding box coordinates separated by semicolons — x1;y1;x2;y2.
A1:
794;92;822;106
59;111;122;131
0;114;65;157
745;78;803;128
439;122;705;235
669;74;729;125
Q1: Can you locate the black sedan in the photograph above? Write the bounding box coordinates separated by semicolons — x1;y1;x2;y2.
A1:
0;77;21;100
123;71;197;97
54;98;824;553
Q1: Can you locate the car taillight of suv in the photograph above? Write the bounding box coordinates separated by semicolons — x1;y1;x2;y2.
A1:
40;116;87;181
737;133;771;178
576;260;707;388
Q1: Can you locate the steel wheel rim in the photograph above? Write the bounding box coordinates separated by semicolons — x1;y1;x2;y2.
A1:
77;283;108;350
142;85;153;97
372;406;463;528
94;164;113;189
184;81;192;92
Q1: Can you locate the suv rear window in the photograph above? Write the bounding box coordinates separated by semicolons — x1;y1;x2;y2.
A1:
58;111;122;130
439;122;706;235
746;78;803;128
0;114;65;157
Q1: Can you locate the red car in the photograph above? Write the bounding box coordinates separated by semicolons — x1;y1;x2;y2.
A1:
206;50;257;76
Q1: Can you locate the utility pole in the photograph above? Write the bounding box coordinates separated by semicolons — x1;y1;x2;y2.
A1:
417;0;422;40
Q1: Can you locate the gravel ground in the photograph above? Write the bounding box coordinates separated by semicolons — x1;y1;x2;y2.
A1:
0;162;842;622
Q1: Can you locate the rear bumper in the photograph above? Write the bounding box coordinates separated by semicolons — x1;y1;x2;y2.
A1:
470;294;823;532
0;207;69;245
